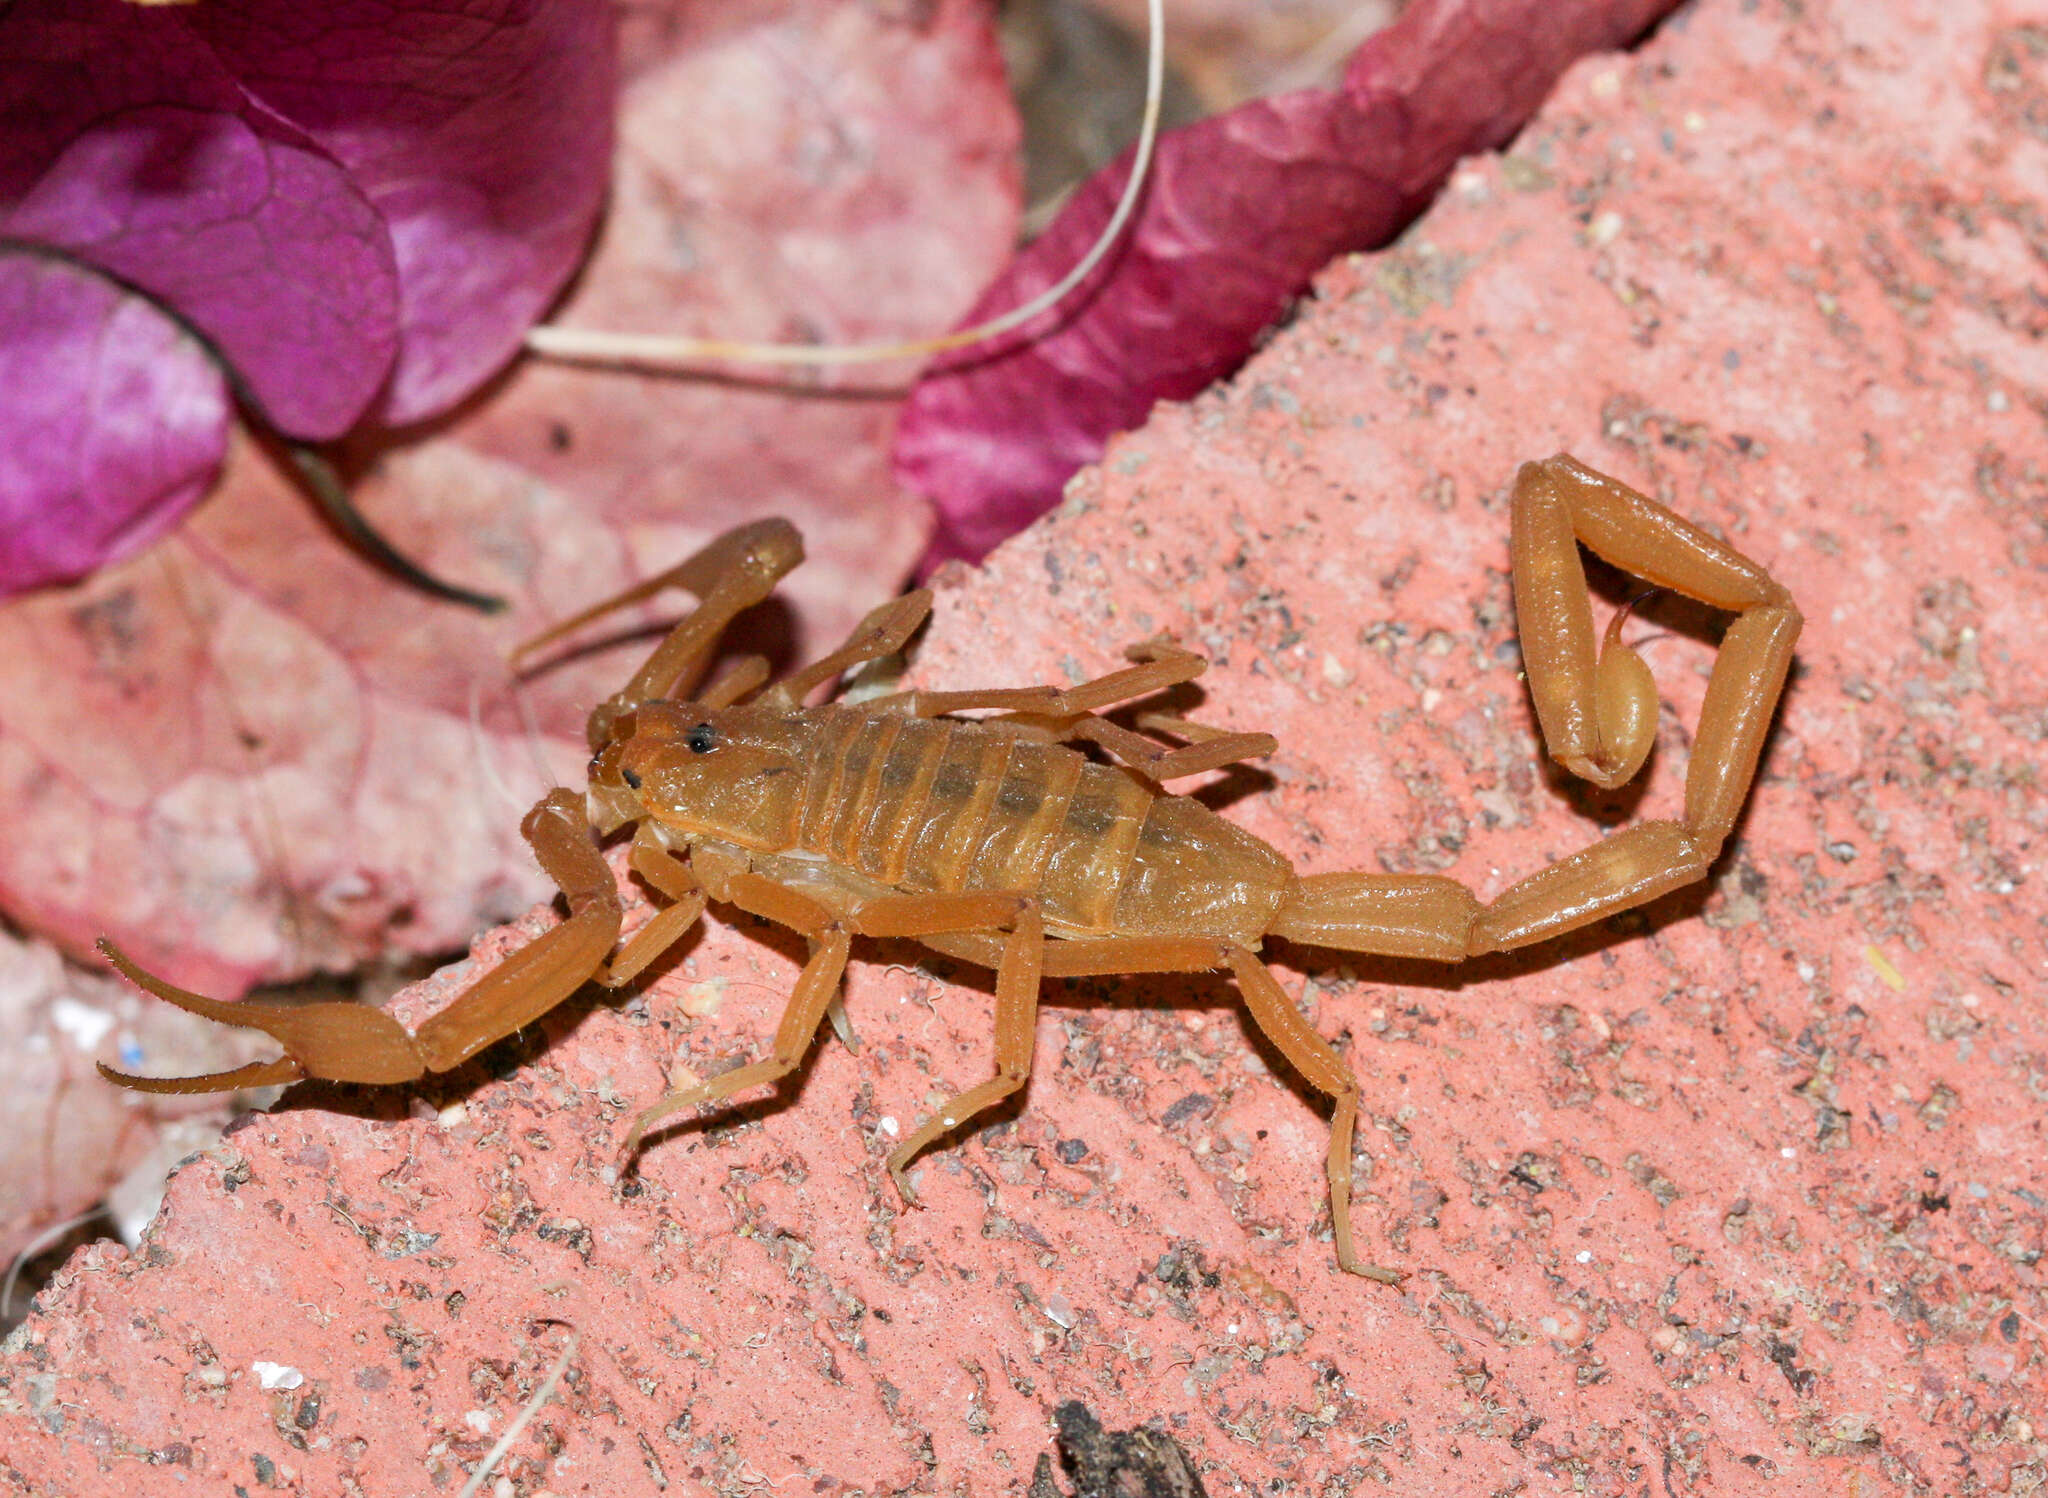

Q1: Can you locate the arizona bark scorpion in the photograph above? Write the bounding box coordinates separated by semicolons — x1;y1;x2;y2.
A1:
100;456;1801;1279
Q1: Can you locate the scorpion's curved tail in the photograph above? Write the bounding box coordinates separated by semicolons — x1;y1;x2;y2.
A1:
1267;455;1799;967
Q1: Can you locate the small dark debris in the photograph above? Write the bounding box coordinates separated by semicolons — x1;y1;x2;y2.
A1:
1028;1401;1211;1498
294;1395;321;1430
1054;1138;1089;1165
535;1219;595;1263
1153;1250;1220;1293
1160;1093;1213;1128
251;1452;276;1486
1765;1335;1817;1395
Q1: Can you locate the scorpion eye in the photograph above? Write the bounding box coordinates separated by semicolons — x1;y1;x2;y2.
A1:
621;766;643;790
685;722;716;754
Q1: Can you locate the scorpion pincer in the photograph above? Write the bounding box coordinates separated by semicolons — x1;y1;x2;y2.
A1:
99;456;1800;1280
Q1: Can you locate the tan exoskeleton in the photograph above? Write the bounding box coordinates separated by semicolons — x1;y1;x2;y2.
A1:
99;456;1801;1278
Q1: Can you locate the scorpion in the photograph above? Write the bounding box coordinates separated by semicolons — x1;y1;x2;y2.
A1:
99;456;1801;1278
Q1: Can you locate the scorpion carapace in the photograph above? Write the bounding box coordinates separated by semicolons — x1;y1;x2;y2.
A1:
99;457;1802;1279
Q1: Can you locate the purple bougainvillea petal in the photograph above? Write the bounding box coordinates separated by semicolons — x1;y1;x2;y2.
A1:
896;0;1684;567
0;0;400;441
0;0;611;447
0;254;230;592
183;0;615;427
5;104;398;442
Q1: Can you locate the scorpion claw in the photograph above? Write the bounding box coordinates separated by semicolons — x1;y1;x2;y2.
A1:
94;1057;306;1095
98;937;430;1087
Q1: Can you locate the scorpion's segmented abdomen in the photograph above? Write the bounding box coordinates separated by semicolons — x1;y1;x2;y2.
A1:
790;706;1291;943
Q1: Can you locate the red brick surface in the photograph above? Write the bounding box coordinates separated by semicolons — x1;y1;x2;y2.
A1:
4;1;2043;1493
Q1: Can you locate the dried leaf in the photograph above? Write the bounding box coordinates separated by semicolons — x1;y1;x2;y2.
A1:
0;926;252;1275
896;0;1681;566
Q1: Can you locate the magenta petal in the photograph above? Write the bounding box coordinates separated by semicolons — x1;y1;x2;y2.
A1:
0;0;401;441
6;103;398;441
0;0;611;446
897;0;1683;568
185;0;615;427
0;254;229;594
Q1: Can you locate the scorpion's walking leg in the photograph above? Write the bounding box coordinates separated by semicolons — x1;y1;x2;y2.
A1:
755;589;935;709
592;829;710;990
884;903;1045;1205
885;639;1278;781
99;789;627;1092
512;518;805;746
1225;948;1395;1282
623;880;1039;1155
911;929;1394;1278
624;943;853;1153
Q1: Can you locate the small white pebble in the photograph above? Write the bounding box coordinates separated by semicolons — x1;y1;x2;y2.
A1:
682;978;727;1018
878;1116;899;1137
1780;1147;1797;1159
1590;69;1621;97
252;1362;303;1391
1045;1294;1075;1330
437;1102;468;1128
49;998;116;1052
1576;1250;1593;1264
464;1409;493;1434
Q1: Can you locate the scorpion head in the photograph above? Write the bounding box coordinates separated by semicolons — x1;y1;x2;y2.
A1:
588;700;807;852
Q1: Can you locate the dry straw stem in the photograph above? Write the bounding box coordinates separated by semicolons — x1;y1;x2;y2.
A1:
523;0;1164;371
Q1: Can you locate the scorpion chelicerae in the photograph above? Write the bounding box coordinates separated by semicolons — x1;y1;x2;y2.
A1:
99;456;1801;1278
